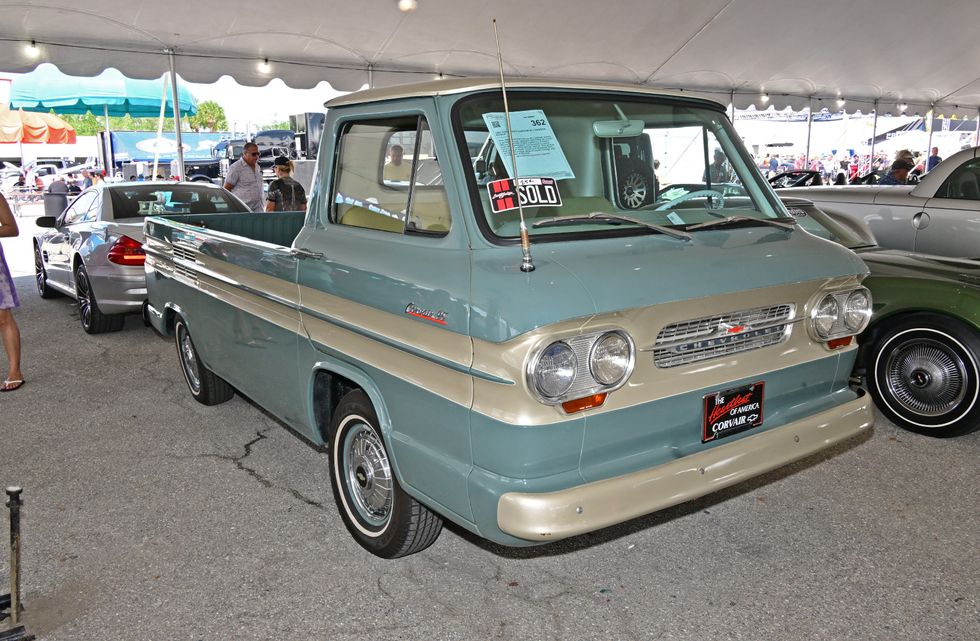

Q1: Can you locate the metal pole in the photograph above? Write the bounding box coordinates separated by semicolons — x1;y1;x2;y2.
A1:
6;487;23;626
168;51;185;181
975;108;979;147
804;98;813;168
103;104;113;176
729;90;735;122
926;105;935;163
151;74;168;181
869;102;879;176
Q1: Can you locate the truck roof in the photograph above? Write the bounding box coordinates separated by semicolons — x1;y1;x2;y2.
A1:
325;77;723;110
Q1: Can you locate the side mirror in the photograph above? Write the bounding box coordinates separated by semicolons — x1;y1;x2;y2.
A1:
35;216;58;228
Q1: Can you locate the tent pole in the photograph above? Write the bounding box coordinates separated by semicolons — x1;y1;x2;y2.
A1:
804;98;813;167
975;108;979;147
169;50;185;180
152;74;168;180
869;101;878;176
103;104;113;176
925;105;935;163
729;90;735;122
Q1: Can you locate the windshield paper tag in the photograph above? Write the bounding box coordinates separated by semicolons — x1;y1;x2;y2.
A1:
488;177;563;214
482;110;575;180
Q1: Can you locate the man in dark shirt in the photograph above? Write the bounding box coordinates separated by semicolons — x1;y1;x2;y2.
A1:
879;159;913;185
926;147;942;172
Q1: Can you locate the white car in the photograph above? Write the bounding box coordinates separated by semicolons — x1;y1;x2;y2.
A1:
784;146;980;259
34;181;250;333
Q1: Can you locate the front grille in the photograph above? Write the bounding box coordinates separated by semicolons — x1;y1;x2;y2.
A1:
654;304;794;368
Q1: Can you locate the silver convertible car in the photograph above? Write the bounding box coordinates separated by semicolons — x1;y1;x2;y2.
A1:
34;181;250;333
784;146;980;258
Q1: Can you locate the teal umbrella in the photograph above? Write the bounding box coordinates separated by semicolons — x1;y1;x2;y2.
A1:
10;63;197;117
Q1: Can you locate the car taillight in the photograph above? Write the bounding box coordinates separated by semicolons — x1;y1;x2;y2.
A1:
107;235;146;266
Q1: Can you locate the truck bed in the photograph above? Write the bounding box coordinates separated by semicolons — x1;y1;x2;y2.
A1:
147;211;306;248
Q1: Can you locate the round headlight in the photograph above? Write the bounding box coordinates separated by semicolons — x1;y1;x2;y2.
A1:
843;289;872;332
590;332;632;386
532;342;577;399
812;294;840;338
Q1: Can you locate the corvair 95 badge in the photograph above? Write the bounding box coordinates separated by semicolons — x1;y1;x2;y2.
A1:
405;303;448;325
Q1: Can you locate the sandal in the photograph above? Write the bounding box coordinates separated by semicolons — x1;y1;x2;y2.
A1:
1;379;25;392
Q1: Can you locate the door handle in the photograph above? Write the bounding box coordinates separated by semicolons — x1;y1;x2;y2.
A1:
290;247;324;260
912;211;930;230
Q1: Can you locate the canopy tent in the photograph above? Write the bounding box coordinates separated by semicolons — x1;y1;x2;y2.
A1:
9;63;197;117
1;0;980;116
0;104;76;143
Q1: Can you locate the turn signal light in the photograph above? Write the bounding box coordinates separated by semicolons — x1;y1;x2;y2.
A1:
561;393;607;414
107;235;146;266
826;336;853;349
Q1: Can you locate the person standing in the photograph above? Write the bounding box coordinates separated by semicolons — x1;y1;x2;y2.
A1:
224;142;264;211
383;144;412;182
0;193;24;392
80;169;93;188
265;156;307;212
927;147;942;172
879;159;913;185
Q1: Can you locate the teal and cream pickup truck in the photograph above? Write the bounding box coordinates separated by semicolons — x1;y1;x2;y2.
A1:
144;79;874;558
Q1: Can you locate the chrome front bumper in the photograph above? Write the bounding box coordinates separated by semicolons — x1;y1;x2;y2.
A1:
497;391;873;541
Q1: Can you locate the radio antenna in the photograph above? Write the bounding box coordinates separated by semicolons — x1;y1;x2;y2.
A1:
492;18;535;273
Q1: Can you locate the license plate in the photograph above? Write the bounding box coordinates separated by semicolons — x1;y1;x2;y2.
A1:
702;382;765;443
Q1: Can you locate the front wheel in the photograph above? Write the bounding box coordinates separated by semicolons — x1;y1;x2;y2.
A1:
866;315;980;437
174;317;234;405
330;391;442;558
34;244;60;299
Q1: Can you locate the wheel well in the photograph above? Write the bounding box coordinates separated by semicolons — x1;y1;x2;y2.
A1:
859;311;974;370
313;370;360;443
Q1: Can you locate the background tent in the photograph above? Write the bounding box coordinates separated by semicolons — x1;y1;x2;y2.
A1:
1;1;980;115
9;63;197;117
0;104;76;143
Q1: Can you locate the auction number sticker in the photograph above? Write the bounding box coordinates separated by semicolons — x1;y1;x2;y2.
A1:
487;177;563;214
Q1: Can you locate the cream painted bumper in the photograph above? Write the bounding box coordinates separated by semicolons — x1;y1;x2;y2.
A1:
497;392;873;541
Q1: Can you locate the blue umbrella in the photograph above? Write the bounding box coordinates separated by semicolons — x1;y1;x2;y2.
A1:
10;63;197;117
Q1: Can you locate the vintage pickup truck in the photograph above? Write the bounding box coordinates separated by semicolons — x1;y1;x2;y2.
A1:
144;78;874;558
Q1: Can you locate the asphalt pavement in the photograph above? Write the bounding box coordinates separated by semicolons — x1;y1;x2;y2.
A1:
1;209;977;641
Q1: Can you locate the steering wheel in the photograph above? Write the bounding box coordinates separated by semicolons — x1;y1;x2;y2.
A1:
654;188;725;211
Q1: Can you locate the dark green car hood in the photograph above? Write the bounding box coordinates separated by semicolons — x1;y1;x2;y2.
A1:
856;248;980;287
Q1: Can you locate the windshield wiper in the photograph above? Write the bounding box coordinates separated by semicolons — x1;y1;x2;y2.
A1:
532;212;692;241
684;215;796;232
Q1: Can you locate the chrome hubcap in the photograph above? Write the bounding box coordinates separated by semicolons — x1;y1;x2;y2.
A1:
34;248;45;293
622;172;648;209
76;271;91;328
344;423;392;527
885;338;967;417
177;326;201;393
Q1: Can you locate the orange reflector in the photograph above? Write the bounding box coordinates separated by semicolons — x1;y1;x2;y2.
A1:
562;393;607;414
827;336;853;349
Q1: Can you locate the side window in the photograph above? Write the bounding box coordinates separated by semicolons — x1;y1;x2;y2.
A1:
936;159;980;200
331;116;451;235
63;191;98;224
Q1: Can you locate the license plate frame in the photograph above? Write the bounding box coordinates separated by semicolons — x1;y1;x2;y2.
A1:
702;382;765;443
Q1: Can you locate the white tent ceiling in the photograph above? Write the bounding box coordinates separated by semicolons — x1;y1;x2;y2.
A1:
2;0;980;115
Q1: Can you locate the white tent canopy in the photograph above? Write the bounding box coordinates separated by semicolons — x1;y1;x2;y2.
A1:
2;0;980;115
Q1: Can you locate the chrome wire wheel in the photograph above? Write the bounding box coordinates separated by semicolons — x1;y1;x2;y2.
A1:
620;171;649;209
342;421;393;528
883;337;967;417
177;323;202;395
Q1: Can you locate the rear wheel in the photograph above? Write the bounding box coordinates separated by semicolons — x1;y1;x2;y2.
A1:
34;244;59;299
174;316;234;405
329;390;442;558
74;264;124;333
867;315;980;437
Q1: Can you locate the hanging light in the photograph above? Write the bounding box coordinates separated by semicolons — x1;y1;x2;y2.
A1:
398;0;418;12
760;92;770;104
257;58;271;74
24;40;39;59
898;102;908;113
836;97;846;109
433;72;444;80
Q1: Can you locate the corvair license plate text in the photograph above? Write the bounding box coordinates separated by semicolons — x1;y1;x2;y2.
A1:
702;382;765;443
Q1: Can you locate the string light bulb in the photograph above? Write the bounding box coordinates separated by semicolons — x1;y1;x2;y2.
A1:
836;97;846;109
257;58;271;74
760;92;770;103
398;0;418;12
25;40;39;59
898;103;908;112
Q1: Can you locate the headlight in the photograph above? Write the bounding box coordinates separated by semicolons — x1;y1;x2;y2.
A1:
590;332;632;386
531;341;577;399
843;288;872;332
812;294;840;338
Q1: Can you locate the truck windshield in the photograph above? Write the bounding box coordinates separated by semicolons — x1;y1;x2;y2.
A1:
455;92;786;241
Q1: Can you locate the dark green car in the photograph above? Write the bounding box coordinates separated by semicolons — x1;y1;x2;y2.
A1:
783;198;980;437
